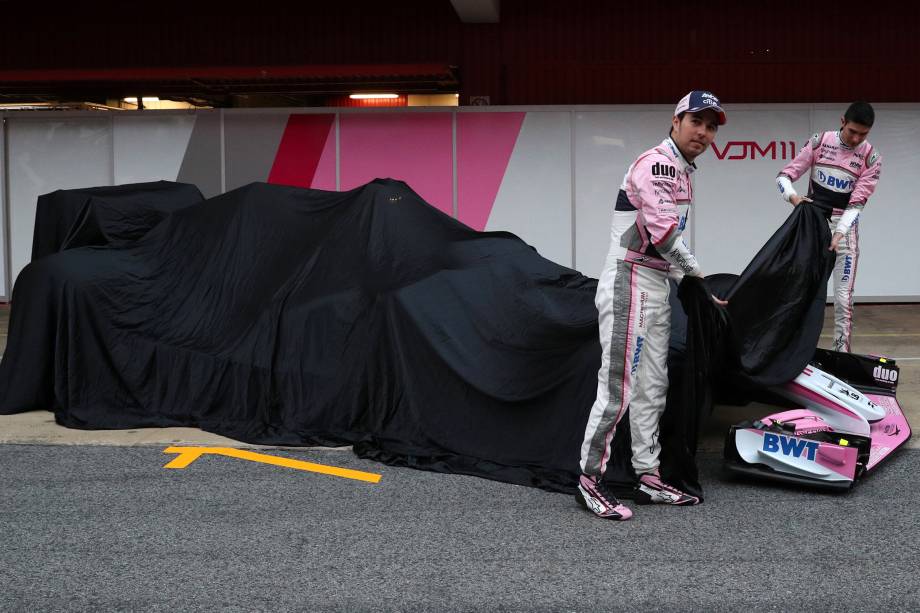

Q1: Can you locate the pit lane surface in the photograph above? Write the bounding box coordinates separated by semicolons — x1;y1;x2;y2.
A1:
2;445;918;611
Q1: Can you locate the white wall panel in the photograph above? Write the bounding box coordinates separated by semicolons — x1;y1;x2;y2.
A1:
574;109;664;280
7;117;113;289
485;112;572;267
176;110;223;198
223;110;291;191
0;105;916;300
113;113;196;184
694;108;812;276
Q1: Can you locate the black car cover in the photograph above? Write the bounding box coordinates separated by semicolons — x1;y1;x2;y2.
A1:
0;180;834;496
31;180;203;261
654;203;835;497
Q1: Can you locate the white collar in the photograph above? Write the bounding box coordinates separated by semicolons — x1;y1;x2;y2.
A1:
662;137;696;174
835;130;853;150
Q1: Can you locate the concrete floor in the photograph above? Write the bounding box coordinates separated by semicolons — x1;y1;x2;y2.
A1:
4;303;916;611
1;303;917;450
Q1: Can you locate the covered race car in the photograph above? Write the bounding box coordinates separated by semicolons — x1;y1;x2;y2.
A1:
724;348;911;490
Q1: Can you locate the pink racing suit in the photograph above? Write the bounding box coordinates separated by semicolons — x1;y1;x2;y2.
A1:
580;137;702;478
777;131;882;352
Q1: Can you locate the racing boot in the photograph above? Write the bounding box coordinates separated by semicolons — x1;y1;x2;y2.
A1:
576;474;633;520
634;471;700;505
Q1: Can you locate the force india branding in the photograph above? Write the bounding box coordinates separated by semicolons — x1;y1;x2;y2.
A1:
711;141;797;160
762;432;820;461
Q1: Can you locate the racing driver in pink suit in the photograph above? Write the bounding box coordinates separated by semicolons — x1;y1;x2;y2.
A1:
576;91;728;520
776;102;882;352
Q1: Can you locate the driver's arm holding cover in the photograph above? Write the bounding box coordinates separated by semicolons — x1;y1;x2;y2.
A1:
775;136;817;206
840;154;882;234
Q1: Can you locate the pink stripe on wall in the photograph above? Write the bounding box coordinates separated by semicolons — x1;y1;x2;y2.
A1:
340;113;453;214
268;114;335;188
457;112;525;230
311;119;336;190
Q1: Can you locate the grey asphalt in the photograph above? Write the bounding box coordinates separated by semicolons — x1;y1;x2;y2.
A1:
1;444;919;612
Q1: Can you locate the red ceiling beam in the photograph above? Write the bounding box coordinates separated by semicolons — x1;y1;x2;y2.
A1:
0;64;455;83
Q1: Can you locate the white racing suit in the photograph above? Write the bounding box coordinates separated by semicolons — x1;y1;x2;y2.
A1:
580;137;702;478
777;130;882;352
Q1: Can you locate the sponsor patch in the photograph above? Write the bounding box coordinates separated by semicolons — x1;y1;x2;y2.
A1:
762;433;820;461
630;336;645;376
815;169;855;191
873;364;899;383
651;162;677;179
841;254;853;281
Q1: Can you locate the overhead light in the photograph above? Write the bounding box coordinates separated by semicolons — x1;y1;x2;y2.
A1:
123;97;160;103
349;93;399;100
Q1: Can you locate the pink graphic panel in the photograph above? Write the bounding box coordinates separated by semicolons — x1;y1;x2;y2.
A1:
312;121;336;190
340;113;452;214
457;112;525;231
268;114;335;189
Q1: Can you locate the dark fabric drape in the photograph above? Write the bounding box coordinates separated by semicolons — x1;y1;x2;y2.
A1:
31;181;203;261
649;203;836;498
722;202;836;386
0;182;835;496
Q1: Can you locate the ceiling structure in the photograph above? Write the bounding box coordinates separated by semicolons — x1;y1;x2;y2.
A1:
0;64;460;108
449;0;500;23
1;2;915;107
0;1;480;108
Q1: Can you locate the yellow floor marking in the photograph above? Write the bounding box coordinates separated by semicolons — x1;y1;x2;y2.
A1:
163;446;381;483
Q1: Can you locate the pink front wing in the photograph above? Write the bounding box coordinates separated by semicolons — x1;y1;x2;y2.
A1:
865;393;912;471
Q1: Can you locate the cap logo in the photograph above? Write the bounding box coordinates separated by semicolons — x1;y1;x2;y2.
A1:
675;90;726;124
699;92;719;106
